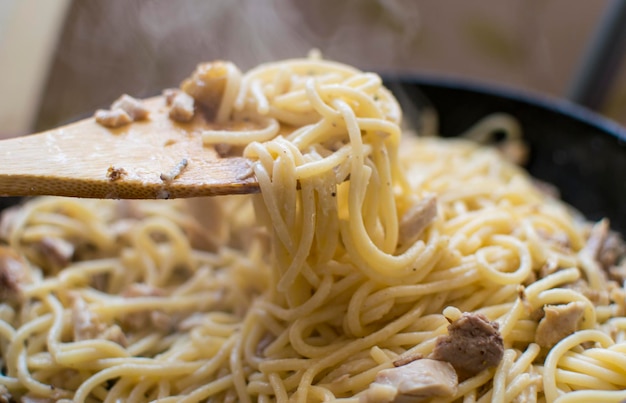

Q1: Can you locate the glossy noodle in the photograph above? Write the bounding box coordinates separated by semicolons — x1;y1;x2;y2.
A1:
1;56;626;402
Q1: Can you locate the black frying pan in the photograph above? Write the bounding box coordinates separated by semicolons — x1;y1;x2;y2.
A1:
3;79;626;234
386;77;626;235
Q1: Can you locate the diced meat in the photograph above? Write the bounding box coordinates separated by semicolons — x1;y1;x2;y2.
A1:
111;94;150;121
95;108;132;128
72;296;128;345
95;94;149;128
168;91;196;123
398;196;437;248
163;88;179;105
599;232;626;272
0;246;29;303
363;359;458;403
34;237;74;269
181;61;237;119
581;219;626;282
535;301;585;348
0;383;14;403
360;383;398;403
581;219;626;269
582;219;610;261
431;312;504;380
106;166;127;181
72;296;104;341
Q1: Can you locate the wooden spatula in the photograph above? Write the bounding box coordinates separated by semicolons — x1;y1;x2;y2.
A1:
0;97;259;199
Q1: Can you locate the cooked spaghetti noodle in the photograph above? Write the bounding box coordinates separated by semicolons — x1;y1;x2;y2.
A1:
1;56;626;402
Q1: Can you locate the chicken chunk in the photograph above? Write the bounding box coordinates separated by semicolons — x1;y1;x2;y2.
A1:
94;108;132;128
111;94;150;121
35;236;75;269
535;301;586;348
0;246;29;303
168;91;196;123
181;61;240;120
163;88;179;105
72;295;127;346
72;295;105;341
431;312;504;380
398;195;437;248
583;219;626;276
363;359;458;403
95;94;149;128
107;166;127;181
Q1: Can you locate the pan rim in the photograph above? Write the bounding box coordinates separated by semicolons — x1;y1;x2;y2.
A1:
383;73;626;142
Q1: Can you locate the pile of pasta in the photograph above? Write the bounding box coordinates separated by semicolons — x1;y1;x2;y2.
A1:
1;56;626;402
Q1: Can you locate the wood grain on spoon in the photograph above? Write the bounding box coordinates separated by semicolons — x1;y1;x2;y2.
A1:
0;97;259;199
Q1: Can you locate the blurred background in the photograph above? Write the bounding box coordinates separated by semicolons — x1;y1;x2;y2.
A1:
0;0;624;138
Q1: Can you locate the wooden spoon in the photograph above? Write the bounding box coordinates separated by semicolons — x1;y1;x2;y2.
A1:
0;97;259;199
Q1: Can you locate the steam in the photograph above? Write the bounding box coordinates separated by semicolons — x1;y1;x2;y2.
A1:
38;0;421;129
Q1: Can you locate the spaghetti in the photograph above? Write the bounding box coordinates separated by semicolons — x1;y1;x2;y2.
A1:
0;56;626;402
